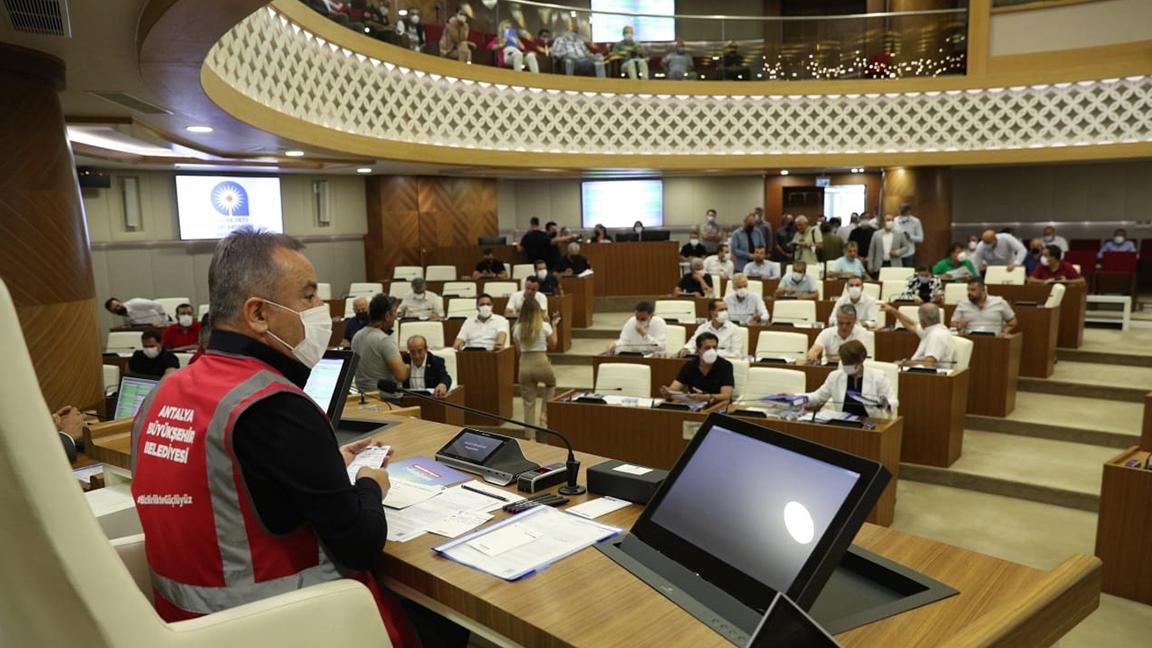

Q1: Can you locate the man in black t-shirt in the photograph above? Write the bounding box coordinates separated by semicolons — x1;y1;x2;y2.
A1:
676;258;714;297
518;217;552;268
472;248;508;279
556;241;591;276
659;332;734;406
127;329;180;378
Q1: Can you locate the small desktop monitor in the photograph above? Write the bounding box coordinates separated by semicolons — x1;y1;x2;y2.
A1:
478;236;507;245
114;376;159;420
301;349;358;424
644;230;671;242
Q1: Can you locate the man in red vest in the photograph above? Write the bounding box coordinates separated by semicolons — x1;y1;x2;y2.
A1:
131;228;461;647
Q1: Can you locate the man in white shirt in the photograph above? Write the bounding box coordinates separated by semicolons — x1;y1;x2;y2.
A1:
1040;226;1069;254
608;301;667;354
895;204;924;266
104;296;169;327
397;278;444;320
951;278;1018;335
970;229;1027;272
774;260;819;300
826;242;868;279
454;293;509;351
883;302;955;367
807;305;870;364
724;274;769;324
703;243;735;280
828;276;879;327
505;276;548;316
742;246;779;279
680;299;741;357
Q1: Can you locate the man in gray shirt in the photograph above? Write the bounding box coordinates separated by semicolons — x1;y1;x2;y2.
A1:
951;278;1017;335
351;294;410;393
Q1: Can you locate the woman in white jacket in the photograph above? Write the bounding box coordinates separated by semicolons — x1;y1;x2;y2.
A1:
803;340;897;419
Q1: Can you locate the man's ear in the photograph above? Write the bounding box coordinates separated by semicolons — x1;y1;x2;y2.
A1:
241;297;271;334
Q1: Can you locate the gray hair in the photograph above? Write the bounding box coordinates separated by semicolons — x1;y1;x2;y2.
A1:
407;334;428;349
794;215;809;225
731;272;748;284
690;258;705;271
837;304;858;320
919;303;942;326
567;242;580;254
208;227;304;326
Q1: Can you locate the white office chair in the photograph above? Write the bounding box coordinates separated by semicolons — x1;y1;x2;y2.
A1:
771;300;817;325
399;321;445;350
437;347;458;385
442;281;477;298
754;331;808;361
730;359;750;400
198;304;210;319
864;360;901;403
943;283;967;305
105;331;142;354
655;300;697;323
595;363;651;398
152;297;188;320
388;281;412;298
784;264;824;281
174;353;194;368
315;283;332;301
664;325;686;352
880;280;907;302
425;265;457;282
724;280;764;298
1044;283;1066;308
730;327;750;357
348;282;383;298
892;305;921;330
0;279;391;648
102;364;120;394
393;266;423;281
343;298;359;319
742;367;807;399
447;298;477;318
859;329;876;359
483;281;518;298
878;267;914;283
511;264;535;281
952;336;974;371
985;266;1025;285
1072;263;1082;274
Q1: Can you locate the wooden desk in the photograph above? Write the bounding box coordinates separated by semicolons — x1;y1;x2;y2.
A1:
680;322;824;355
400;387;467;426
1014;306;1059;378
1096;447;1152;605
456;348;515;425
561;275;595;328
487;293;572;353
988;283;1086;349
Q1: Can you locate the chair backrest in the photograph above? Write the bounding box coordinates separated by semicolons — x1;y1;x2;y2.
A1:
393;266;424;281
880;280;906;302
859;329;876;359
483;281;518;298
730;358;750;399
943;283;967;305
864;360;900;401
102;364;120;392
878;267;914;282
771;300;817;324
1101;251;1138;272
595;363;652;398
425;265;457;282
511;264;535;280
106;331;142;353
447;298;477;318
654;299;697;323
859;282;882;300
724;280;764;298
893;305;920;330
153;297;188;319
952;336;974;371
343;297;358;318
388;281;412;298
442;281;477;298
174;353;194;368
754;331;808;360
664;325;686;352
198;304;210;318
315;283;332;301
743;367;807;400
348;282;383;297
438;348;457;384
399;321;445;350
985;265;1025;285
1063;250;1097;274
1044;283;1066;308
784;264;824;281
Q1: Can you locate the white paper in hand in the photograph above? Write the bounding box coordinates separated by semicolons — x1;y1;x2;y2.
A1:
346;445;391;485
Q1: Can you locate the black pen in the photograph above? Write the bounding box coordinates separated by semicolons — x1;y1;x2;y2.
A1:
461;483;511;501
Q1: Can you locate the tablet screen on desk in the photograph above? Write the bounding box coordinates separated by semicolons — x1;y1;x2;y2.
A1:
439;430;507;464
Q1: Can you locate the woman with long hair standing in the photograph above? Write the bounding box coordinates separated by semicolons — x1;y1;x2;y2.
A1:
513;295;560;436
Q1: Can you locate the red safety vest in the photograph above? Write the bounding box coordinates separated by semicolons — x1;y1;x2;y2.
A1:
130;351;417;647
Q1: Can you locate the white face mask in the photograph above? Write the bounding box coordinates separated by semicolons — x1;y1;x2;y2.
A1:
847;286;862;300
701;348;719;364
1043;235;1054;242
884;221;894;231
715;310;729;323
792;272;805;282
719;253;728;261
536;269;548;279
142;347;160;359
841;363;858;376
1114;235;1126;244
1040;256;1051;267
178;315;193;328
735;287;748;299
634;226;642;233
478;304;493;318
689;238;699;246
264;301;332;369
968;241;978;251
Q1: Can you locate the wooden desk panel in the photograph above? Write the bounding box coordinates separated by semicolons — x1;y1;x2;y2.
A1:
1014;306;1059;378
987;283;1086;349
1143;392;1152;451
582;242;681;296
874;330;921;362
399;387;467;426
456;348;515;424
561;276;595;328
897;369;969;467
966;333;1023;417
1096;447;1152;605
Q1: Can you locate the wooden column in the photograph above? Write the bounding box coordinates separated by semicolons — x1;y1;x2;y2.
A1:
966;0;992;76
882;166;953;266
0;44;102;412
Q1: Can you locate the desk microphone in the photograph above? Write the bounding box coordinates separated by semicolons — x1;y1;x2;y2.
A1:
377;380;587;495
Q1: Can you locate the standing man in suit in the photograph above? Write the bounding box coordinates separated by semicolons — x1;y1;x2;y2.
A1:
402;335;452;397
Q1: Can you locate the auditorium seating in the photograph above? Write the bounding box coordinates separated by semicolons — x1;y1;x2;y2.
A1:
447;298;477;318
730;359;750;399
105;332;142;354
442;281;477;298
595;363;651;398
399;321;445;349
864;360;901;401
743;367;806;399
860;329;877;359
943;283;967;305
724;279;763;297
771;300;816;324
754;331;808;362
153;297;188;318
1045;283;1066;308
348;282;383;297
881;280;906;301
664;325;686;351
893;305;920;330
388;281;412;298
439;348;457;384
316;283;332;301
198;304;210;318
986;266;1025;285
655;300;697;323
393;266;423;281
952;336;974;371
483;281;518;298
425;265;457;282
511;264;534;281
878;267;914;282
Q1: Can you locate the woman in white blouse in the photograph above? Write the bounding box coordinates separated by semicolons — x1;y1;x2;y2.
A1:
512;296;560;434
803;340;898;419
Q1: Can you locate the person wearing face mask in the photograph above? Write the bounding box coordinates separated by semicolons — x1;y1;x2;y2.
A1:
557;241;592;276
895;204;924;266
742;245;779;279
828;276;878;327
531;259;562;294
724;274;769;324
454;293;509;351
1040;226;1069;254
700;209;723;253
883;302;954;368
951;278;1017;335
969;228;1027;273
679;300;740;357
839;212;860;243
802;340;897;419
866;214;913;275
774;260;819;300
1028;245;1085;285
729;213;768;269
847;212;876;266
676;258;714;297
662;333;734;406
104;296;168;327
438;3;475;64
703;243;735;280
895;266;943;305
341;296;370;346
662;39;694;80
932;242;978;283
404;11;425;53
790;216;823;265
130;229;437;648
128;328;180;378
609;25;649;79
397;277;444;320
827;241;868;279
609;301;668;354
590;223;613;244
506;275;550;316
807;305;869;364
1098;228;1137;258
352;294;410;394
162;303;202;351
680;227;707;261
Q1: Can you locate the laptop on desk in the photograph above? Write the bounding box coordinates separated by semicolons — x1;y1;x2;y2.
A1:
301;350;398;445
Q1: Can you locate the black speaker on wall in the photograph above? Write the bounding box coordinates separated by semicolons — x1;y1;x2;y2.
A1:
77;167;112;189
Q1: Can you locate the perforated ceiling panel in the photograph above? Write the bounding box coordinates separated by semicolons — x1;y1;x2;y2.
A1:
2;0;70;36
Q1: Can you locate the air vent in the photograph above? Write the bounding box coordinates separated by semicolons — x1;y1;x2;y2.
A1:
87;91;172;115
2;0;72;36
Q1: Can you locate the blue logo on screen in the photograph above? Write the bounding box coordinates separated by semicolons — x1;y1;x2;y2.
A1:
211;181;250;216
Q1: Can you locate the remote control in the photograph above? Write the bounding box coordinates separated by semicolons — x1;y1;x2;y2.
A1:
502;492;569;514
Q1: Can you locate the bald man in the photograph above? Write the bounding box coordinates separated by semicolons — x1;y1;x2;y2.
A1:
970;229;1027;272
342;296;369;346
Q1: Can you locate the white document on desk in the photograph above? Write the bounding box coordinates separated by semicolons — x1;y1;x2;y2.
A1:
383;480;444;509
566;496;632;520
385;483;517;542
433;506;622;580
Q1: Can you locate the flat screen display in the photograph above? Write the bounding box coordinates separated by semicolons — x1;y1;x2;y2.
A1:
115;376;159;420
175;175;284;240
303;357;345;416
441;430;506;464
590;0;675;42
581;179;663;229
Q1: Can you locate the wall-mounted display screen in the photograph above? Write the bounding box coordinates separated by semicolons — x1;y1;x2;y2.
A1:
175;175;284;240
581;179;664;228
590;0;675;42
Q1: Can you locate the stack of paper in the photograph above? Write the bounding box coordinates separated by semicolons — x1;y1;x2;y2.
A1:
386;481;526;543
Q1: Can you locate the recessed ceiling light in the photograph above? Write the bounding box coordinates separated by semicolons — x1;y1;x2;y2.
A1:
185;125;213;133
780;169;790;176
356;167;372;174
285;150;305;157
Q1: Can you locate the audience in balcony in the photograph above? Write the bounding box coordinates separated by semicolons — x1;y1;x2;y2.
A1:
439;4;474;64
401;10;425;52
662;40;694;80
490;20;539;73
529;29;552;58
720;41;748;80
609;26;648;80
1098;228;1136;258
553;17;606;77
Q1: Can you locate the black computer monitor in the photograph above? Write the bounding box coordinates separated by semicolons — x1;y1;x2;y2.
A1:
644;229;671;241
113;375;159;420
478;236;507;245
614;233;639;243
302;349;358;424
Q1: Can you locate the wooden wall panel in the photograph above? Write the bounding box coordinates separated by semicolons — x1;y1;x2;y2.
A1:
882;166;954;266
764;172;883;227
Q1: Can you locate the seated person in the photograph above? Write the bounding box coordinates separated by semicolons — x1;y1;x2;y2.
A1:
128;329;180;378
826;242;868;279
951;278;1017;335
1028;245;1086;285
828;276;878;327
506;276;549;316
609;26;648;80
932;242;979;282
342;296;370;346
397;278;444;320
679;229;706;261
802;340;897;419
883;302;954;367
807;305;869;364
162;303;201;350
742;245;779;279
472;248;508;280
532;259;562;295
660;332;733;407
1023;238;1046;277
679;299;741;357
553;18;606;77
453;293;508;351
1098;228;1136;258
104;296;168;327
351;294;409;393
609;301;667;355
676;258;714;297
556;242;591;276
894;266;944;304
590;223;613;244
53;405;87;461
703;243;735;280
402;334;452;397
724;273;769;324
490;19;539;73
774;260;819;300
662;39;694;80
438;4;474;63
